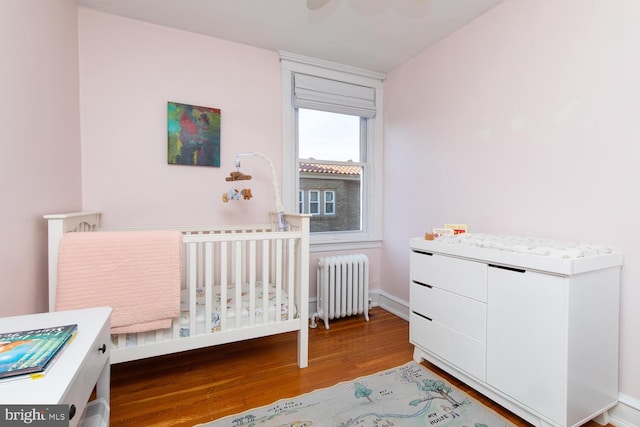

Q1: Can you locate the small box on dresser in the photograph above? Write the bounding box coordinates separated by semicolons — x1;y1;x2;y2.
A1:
409;236;622;427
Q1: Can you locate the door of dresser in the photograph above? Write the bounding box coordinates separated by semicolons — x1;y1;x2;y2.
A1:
486;265;567;425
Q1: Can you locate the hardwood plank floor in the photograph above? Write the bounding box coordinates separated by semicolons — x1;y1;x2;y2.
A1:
108;308;611;426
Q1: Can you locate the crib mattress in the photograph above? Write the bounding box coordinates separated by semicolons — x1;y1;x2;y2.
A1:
112;282;293;347
178;281;293;336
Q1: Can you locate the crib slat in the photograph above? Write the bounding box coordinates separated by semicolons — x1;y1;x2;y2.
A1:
288;238;295;321
116;333;126;349
197;239;204;292
172;314;180;340
204;241;214;334
188;242;197;337
234;240;242;330
220;242;228;331
262;239;269;325
275;238;282;323
249;239;256;327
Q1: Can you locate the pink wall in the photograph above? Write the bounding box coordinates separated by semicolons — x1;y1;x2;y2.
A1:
383;0;640;404
77;10;382;304
78;9;282;228
0;0;82;316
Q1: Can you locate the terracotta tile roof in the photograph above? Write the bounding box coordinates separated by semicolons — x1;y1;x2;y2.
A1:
299;162;361;176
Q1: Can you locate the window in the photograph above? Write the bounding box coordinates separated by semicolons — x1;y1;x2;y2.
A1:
309;190;320;215
298;190;304;215
324;191;335;215
280;52;384;249
298;190;337;217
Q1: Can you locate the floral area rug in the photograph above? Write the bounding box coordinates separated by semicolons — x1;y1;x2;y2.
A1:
196;361;516;427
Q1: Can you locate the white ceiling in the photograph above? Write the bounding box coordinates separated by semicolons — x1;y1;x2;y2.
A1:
77;0;506;74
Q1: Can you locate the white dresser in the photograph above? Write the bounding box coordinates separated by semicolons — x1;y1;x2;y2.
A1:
0;307;111;427
409;235;622;427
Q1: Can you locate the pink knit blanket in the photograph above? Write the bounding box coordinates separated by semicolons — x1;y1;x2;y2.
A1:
56;230;182;334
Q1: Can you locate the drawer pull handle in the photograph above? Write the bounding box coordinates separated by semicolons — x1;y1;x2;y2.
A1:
412;250;433;256
69;404;76;420
412;311;432;322
412;280;433;288
489;264;526;273
98;344;107;354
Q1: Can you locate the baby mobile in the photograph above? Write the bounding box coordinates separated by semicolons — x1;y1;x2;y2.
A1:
222;152;287;231
222;154;253;202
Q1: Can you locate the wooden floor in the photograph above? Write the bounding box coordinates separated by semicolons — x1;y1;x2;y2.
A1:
108;308;610;426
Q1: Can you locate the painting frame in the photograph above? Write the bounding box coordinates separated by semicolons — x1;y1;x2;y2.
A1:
167;101;221;167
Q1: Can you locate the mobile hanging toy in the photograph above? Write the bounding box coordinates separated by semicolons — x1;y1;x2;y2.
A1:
222;157;252;203
221;152;287;231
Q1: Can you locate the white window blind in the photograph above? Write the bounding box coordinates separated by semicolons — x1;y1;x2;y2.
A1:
293;73;377;118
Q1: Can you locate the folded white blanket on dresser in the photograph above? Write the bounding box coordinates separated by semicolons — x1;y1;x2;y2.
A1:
437;233;612;259
56;230;182;334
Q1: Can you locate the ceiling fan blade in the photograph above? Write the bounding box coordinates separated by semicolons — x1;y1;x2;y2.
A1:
307;0;331;10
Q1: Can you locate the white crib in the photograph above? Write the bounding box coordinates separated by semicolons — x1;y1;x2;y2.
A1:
44;212;310;368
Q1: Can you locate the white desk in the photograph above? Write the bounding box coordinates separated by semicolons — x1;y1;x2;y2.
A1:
0;307;111;427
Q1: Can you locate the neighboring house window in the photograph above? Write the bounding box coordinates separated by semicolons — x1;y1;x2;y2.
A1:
298;189;337;217
280;52;384;249
298;190;304;214
309;190;320;215
324;190;335;215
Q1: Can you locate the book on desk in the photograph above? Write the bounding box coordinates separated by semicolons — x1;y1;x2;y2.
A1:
0;323;78;382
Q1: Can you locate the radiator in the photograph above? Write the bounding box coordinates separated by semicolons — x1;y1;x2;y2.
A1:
312;254;370;329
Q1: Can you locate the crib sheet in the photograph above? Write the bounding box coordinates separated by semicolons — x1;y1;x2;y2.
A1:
178;281;294;336
112;281;294;347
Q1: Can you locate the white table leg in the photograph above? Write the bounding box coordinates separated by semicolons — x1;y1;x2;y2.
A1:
95;360;111;406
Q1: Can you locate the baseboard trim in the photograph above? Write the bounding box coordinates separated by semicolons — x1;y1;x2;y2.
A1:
307;291;409;322
610;393;640;427
373;290;409;321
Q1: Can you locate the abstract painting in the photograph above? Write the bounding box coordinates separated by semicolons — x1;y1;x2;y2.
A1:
168;101;221;167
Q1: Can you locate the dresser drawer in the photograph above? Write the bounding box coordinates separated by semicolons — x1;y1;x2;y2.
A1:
410;281;486;342
61;320;110;426
411;251;487;302
410;312;486;381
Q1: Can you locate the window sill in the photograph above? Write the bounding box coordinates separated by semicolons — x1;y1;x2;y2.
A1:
310;238;383;253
